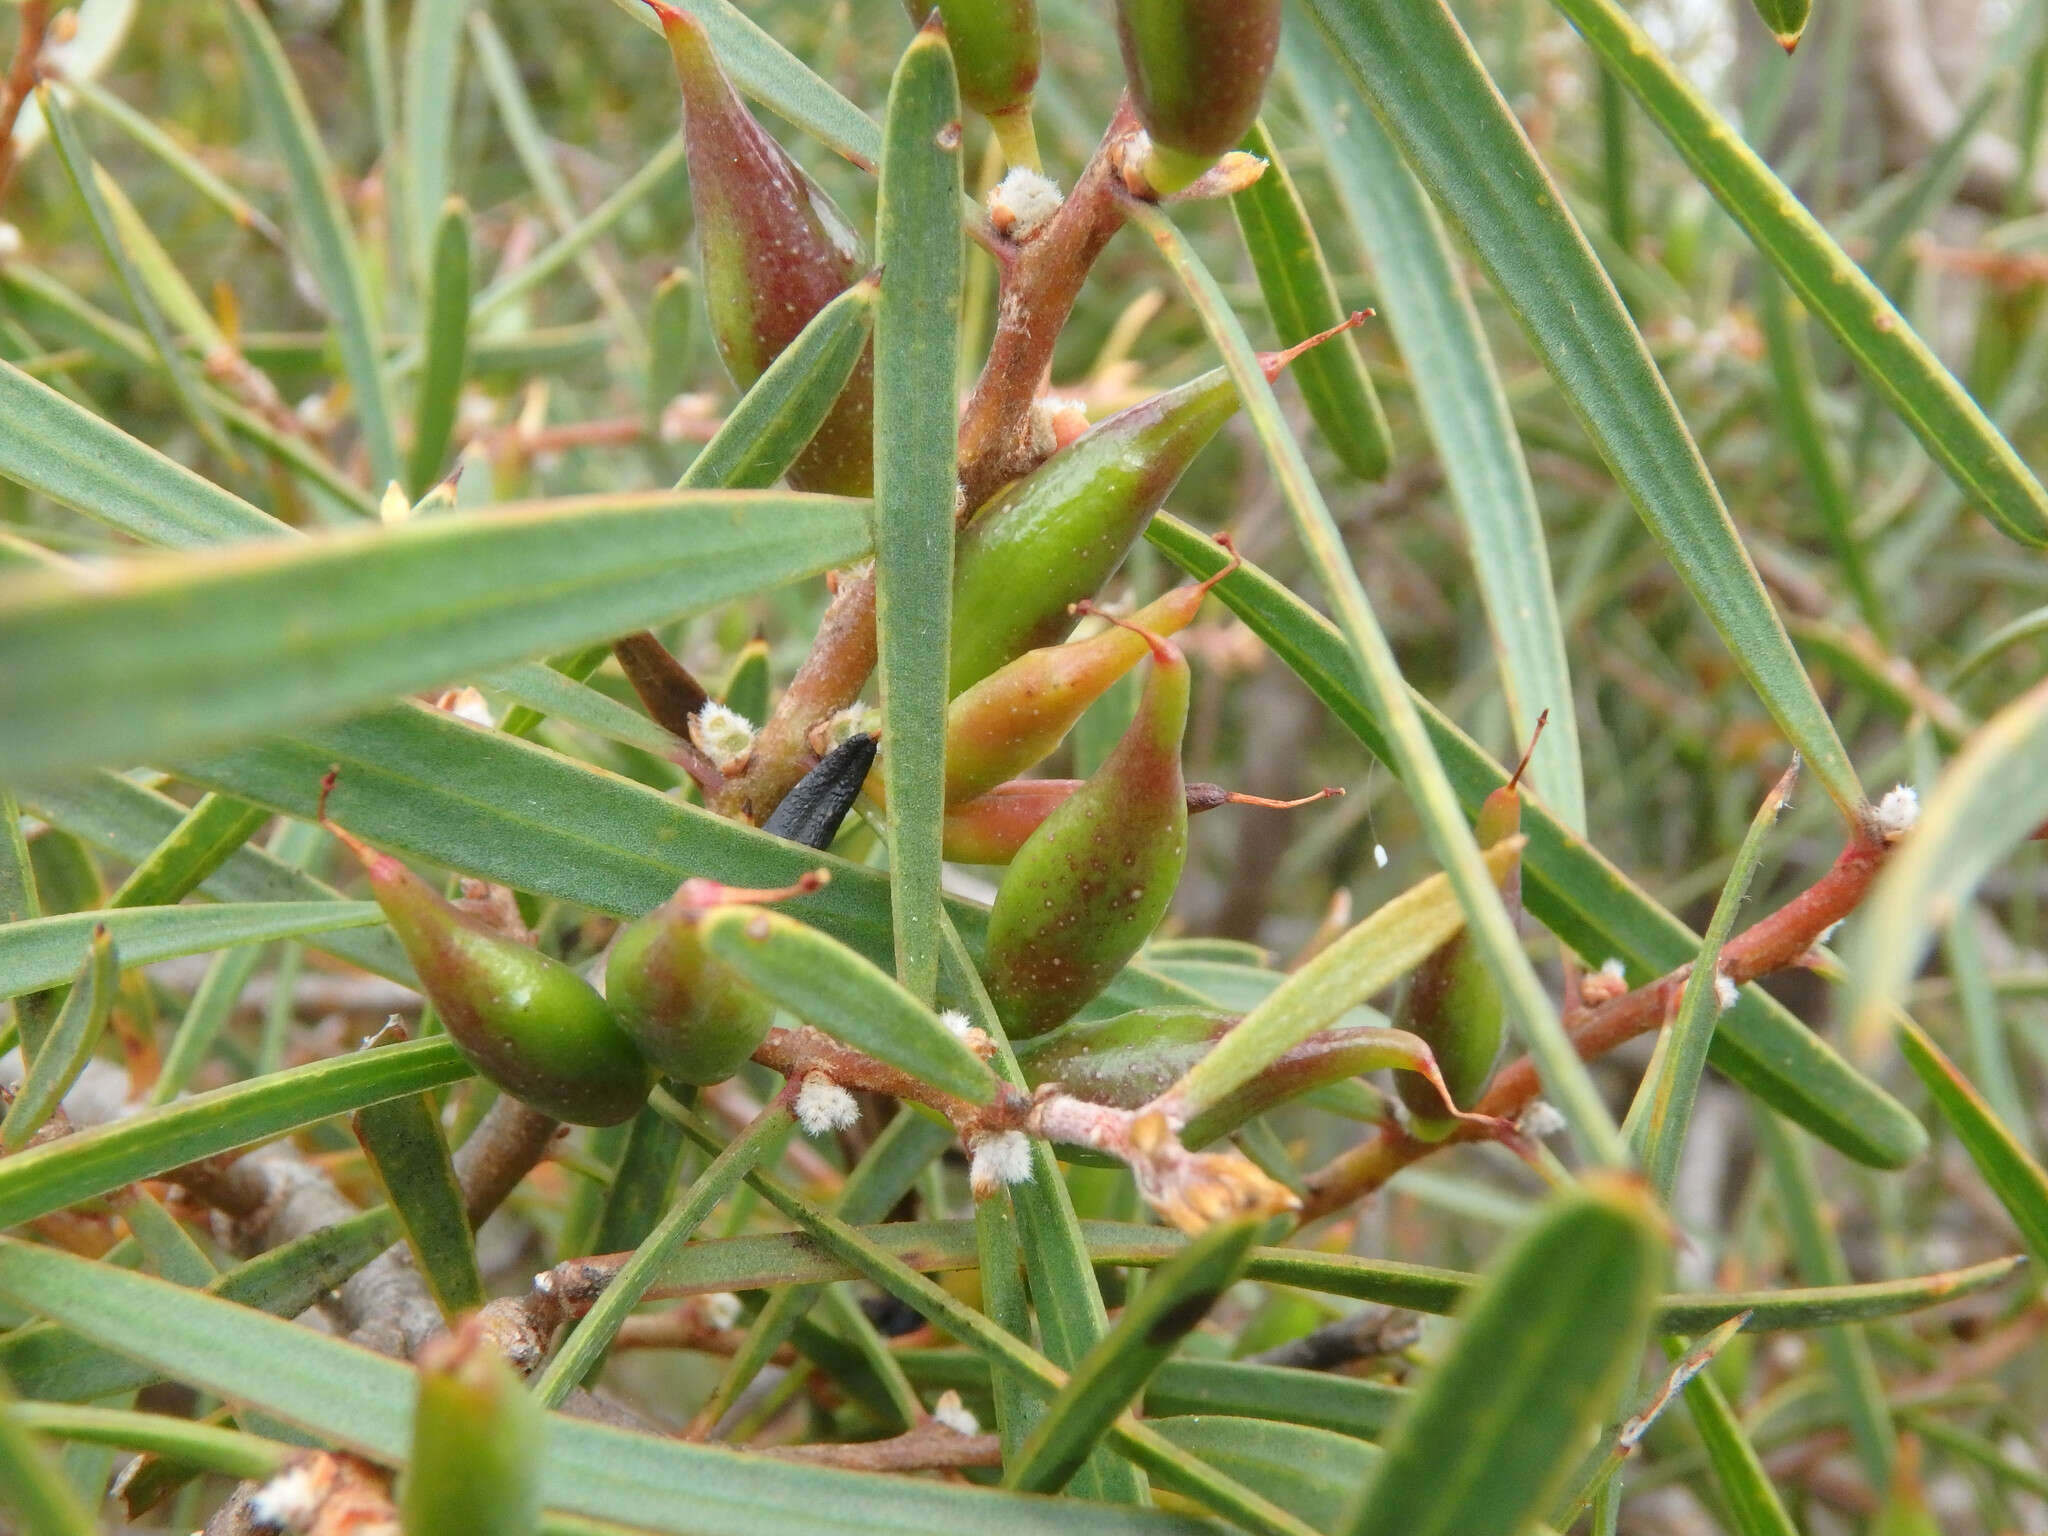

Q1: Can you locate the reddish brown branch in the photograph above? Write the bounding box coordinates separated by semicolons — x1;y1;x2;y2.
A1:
0;2;48;203
1300;826;1900;1220
955;99;1144;513
713;565;878;822
759;1421;1002;1471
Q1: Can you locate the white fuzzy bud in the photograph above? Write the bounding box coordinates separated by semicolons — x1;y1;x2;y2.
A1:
690;702;757;775
940;1008;974;1039
969;1130;1035;1198
1873;784;1920;841
1713;971;1739;1012
987;167;1063;241
1519;1101;1566;1141
248;1461;327;1528
703;1291;743;1330
931;1389;981;1437
795;1072;860;1136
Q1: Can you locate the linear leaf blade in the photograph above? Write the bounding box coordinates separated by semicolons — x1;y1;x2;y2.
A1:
1545;0;2048;547
0;492;871;778
1281;50;1582;830
1299;0;1864;815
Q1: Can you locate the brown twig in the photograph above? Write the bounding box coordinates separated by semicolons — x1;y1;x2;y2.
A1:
0;1;49;203
1247;1306;1422;1372
1300;823;1902;1220
758;1421;1002;1472
713;564;878;822
955;99;1144;513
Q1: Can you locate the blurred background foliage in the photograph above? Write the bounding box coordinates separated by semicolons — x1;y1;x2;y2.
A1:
6;0;2048;1528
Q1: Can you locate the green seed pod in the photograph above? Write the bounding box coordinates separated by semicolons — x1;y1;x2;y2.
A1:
950;330;1341;693
1393;718;1540;1135
940;776;1333;864
943;550;1234;805
606;876;809;1086
320;778;651;1126
649;0;873;496
924;0;1041;167
1115;0;1282;195
982;621;1190;1038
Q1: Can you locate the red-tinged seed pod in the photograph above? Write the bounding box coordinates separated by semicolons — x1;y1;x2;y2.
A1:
942;541;1239;805
949;319;1357;694
1393;715;1543;1136
1116;0;1282;196
648;0;873;495
941;777;1338;864
318;775;650;1126
982;617;1190;1038
606;871;829;1086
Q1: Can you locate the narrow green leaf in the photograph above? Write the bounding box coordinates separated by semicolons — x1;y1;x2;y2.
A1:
0;903;379;1005
697;908;996;1102
872;25;962;1002
1280;54;1581;829
467;13;643;353
468;138;689;333
1539;0;2048;547
1168;845;1518;1122
1756;1111;1896;1487
1299;0;1866;814
1897;1017;2048;1268
695;1110;951;1432
1006;1218;1263;1493
1755;269;1886;639
91;159;226;351
64;72;284;246
0;1207;401;1404
1340;1178;1664;1536
1124;199;1622;1166
407;198;472;496
1147;514;1927;1170
354;1069;483;1319
37;85;233;461
1846;678;2048;1057
1154;1418;1378;1532
677;276;878;493
0;359;287;550
720;638;770;724
0;787;32;929
221;0;401;486
590;1104;690;1256
481;664;682;758
23;772;410;985
1;930;117;1151
8;1402;292;1486
1673;1344;1799;1536
1232;119;1392;481
939;913;1148;1503
0;1037;471;1231
0;490;871;779
106;792;271;911
405;1328;545;1536
402;0;468;279
0;1243;1218;1535
0;1370;98;1536
1629;761;1795;1200
122;1189;217;1286
534;1106;794;1407
663;1108;1317;1536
